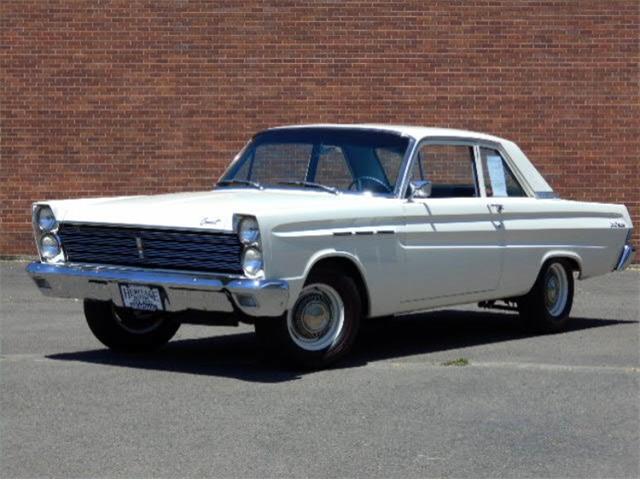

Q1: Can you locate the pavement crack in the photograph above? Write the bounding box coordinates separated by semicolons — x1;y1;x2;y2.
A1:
470;361;640;373
384;360;640;374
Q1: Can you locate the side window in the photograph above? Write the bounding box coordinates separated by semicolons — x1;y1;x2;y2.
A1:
480;148;526;197
313;145;352;190
410;144;477;198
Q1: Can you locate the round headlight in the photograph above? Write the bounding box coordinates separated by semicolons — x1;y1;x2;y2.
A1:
36;206;57;232
241;247;263;277
238;217;260;245
40;234;61;260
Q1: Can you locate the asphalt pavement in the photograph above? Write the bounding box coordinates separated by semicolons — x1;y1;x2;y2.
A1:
1;260;638;477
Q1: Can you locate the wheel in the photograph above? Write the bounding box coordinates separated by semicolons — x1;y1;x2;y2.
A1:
255;269;361;369
84;299;180;352
517;260;574;333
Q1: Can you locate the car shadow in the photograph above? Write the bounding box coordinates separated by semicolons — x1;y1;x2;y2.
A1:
47;309;637;383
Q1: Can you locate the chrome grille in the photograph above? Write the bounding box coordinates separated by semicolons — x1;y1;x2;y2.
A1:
58;223;243;274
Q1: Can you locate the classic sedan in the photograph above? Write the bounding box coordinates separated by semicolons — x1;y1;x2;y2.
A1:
27;125;635;368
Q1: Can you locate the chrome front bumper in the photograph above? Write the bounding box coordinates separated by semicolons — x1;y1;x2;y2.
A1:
26;262;289;317
615;244;636;271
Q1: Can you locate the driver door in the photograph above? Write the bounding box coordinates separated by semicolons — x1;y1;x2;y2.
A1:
400;142;504;308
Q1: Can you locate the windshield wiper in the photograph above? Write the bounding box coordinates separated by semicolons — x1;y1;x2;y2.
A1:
277;181;339;195
216;179;263;190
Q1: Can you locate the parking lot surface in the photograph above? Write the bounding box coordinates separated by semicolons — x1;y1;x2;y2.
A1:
1;260;638;477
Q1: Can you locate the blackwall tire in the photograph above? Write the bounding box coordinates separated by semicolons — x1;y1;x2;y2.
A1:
517;260;574;333
84;299;179;352
255;269;361;369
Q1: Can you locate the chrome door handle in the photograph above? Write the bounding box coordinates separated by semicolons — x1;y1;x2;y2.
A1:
489;203;504;213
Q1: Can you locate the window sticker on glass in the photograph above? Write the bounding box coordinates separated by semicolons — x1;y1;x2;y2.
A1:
486;155;507;196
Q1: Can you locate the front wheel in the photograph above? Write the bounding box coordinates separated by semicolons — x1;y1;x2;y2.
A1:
517;260;574;333
84;299;180;352
255;269;361;369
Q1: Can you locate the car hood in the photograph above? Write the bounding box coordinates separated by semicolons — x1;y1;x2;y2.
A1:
43;188;384;231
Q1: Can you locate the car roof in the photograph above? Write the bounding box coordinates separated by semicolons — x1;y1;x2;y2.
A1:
266;123;508;144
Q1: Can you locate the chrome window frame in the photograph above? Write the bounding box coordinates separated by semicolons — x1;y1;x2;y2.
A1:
397;137;484;199
397;136;535;199
476;141;534;198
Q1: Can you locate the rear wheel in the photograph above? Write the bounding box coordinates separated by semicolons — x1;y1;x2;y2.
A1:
84;299;179;352
517;260;574;333
255;269;361;369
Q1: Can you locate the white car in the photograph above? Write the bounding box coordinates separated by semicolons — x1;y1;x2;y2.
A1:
27;124;635;368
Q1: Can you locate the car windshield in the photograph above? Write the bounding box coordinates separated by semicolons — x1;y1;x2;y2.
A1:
219;127;411;195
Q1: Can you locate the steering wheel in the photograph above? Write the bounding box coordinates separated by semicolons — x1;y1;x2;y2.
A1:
348;176;392;193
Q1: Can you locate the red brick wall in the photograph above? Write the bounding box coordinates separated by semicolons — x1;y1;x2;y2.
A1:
1;1;638;256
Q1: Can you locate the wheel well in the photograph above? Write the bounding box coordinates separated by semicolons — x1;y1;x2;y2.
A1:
307;257;370;318
545;256;582;277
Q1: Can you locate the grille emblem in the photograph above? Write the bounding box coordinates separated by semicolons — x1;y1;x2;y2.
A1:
135;237;144;259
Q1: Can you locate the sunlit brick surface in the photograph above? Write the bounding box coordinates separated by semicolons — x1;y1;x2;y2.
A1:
1;1;638;255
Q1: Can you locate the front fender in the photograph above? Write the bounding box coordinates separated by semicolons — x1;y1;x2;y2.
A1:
283;248;370;312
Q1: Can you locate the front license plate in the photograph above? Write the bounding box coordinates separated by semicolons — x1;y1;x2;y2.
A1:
119;284;165;311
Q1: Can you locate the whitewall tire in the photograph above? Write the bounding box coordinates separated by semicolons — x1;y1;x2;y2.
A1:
518;260;574;333
255;269;361;369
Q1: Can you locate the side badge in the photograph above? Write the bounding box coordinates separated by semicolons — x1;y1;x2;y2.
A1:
200;217;221;227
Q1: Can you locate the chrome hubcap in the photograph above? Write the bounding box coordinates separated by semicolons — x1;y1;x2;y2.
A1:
287;284;345;351
300;300;331;334
544;263;568;317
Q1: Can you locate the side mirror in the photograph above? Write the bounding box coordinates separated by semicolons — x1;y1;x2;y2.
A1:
408;180;432;201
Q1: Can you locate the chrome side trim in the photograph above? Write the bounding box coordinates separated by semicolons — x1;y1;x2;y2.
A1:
26;262;289;317
332;229;396;236
614;244;636;271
